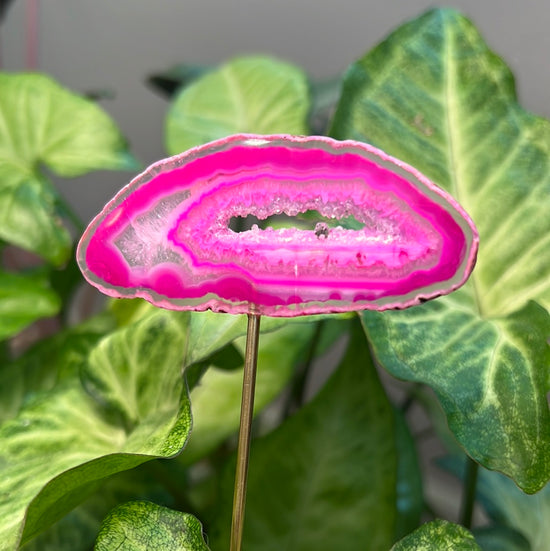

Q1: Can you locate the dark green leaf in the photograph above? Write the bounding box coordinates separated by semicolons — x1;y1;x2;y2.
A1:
148;64;214;98
362;299;550;493
210;320;398;550
391;519;481;550
473;526;531;551
394;409;423;540
0;269;60;339
183;321;315;464
330;7;550;492
165;55;310;154
442;455;549;551
19;467;175;551
94;501;209;551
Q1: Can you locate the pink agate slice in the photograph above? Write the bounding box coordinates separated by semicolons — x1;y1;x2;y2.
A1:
77;134;478;316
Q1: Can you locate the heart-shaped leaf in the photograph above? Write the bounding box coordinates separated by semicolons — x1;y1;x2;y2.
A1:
0;305;312;549
0;73;138;264
330;8;550;492
0;269;60;339
94;501;209;551
391;520;480;550
0;311;193;550
210;320;400;550
165;55;310;154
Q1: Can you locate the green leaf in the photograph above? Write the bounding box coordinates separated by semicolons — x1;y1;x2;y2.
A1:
442;456;550;551
0;169;72;265
0;72;137;177
95;501;209;551
330;7;550;317
0;313;113;423
330;8;550;492
20;468;175;551
362;299;550;493
0;307;307;549
165;55;310;154
0;269;60;339
394;409;424;540
182;321;315;464
473;526;531;551
210;320;398;551
0;311;192;550
391;519;481;550
0;72;138;263
148;63;213;98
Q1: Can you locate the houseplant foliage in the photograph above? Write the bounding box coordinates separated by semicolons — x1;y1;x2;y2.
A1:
0;7;548;551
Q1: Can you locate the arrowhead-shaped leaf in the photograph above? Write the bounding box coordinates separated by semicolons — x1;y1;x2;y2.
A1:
165;55;310;154
391;520;481;550
330;8;550;492
95;501;209;551
0;73;138;264
210;320;399;550
0;269;60;339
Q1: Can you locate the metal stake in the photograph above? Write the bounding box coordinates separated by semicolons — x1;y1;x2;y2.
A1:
230;313;261;551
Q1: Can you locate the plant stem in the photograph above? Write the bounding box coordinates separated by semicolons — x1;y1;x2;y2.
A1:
460;456;479;529
230;312;261;551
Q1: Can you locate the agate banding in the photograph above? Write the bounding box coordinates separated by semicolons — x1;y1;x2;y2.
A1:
77;134;478;316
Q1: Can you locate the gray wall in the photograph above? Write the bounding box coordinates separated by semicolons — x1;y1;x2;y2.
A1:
2;1;549;222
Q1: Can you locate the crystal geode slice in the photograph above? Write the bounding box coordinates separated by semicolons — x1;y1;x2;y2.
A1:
77;134;478;316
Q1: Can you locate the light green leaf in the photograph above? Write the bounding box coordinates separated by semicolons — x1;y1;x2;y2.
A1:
165;55;310;154
210;320;398;551
0;72;138;264
94;501;209;551
391;520;481;550
0;311;192;550
0;169;72;265
0;72;137;177
183;321;316;464
0;313;113;423
330;8;550;492
0;269;60;339
330;9;550;316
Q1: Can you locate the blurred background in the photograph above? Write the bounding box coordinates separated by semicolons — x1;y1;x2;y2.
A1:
1;0;549;222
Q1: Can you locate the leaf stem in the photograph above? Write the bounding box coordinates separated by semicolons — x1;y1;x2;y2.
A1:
460;456;479;529
230;312;261;551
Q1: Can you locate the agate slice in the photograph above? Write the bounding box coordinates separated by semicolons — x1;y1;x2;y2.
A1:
77;134;478;316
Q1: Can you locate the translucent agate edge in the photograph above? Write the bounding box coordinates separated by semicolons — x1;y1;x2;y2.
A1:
77;134;479;316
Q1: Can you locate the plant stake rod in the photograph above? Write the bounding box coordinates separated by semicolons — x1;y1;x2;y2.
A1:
230;312;261;551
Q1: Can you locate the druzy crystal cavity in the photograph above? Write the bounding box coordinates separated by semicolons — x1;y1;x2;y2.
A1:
77;134;478;316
